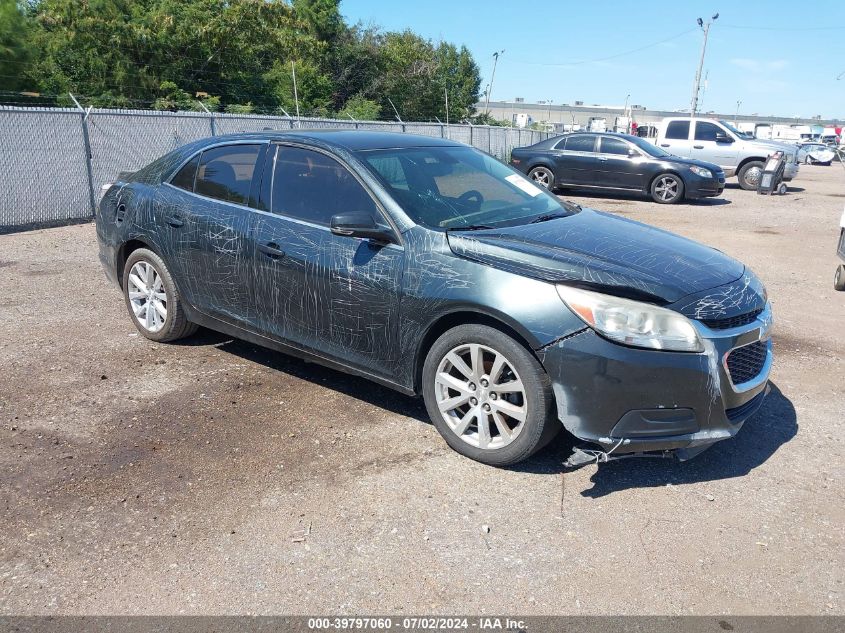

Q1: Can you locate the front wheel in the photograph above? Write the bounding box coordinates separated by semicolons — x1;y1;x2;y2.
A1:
528;166;555;190
650;173;684;204
738;160;765;191
122;248;198;342
422;324;560;466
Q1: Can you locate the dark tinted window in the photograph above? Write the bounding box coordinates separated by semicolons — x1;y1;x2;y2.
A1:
599;137;630;155
665;121;690;140
564;135;596;152
171;154;199;191
195;144;261;205
694;121;721;142
272;146;378;225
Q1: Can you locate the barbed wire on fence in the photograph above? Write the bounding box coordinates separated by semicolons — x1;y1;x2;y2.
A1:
0;105;551;229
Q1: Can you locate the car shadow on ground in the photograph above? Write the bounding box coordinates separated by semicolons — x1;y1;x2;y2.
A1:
180;330;796;496
516;383;797;497
559;189;732;207
179;328;431;423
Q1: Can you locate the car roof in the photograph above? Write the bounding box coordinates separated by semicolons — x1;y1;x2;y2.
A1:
200;129;463;151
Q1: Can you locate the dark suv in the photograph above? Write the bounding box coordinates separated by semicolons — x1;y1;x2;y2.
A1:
97;131;771;466
510;132;725;204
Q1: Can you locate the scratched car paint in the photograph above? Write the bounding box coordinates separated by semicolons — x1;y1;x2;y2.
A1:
96;131;773;466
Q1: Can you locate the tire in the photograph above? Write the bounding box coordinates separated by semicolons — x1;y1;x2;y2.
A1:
650;173;684;204
122;248;198;342
528;166;555;190
835;264;845;292
738;160;765;191
422;324;560;466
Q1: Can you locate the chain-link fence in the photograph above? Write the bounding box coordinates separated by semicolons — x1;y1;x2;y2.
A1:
0;106;552;230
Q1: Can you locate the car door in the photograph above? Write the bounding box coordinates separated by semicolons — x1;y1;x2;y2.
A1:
594;136;645;189
248;144;404;377
552;134;598;185
658;120;693;158
161;142;265;326
690;120;738;171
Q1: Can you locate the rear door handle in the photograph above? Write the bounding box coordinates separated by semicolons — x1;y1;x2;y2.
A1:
693;145;704;149
660;143;670;148
258;242;285;260
166;215;184;227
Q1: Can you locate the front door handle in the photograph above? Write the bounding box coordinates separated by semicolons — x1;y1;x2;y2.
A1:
660;143;670;147
693;145;704;149
597;156;608;161
258;242;285;260
166;215;184;227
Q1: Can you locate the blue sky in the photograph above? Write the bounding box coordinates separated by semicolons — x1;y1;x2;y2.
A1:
341;0;845;119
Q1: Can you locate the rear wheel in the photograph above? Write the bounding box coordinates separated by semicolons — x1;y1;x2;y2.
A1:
835;264;845;292
422;324;560;466
122;248;198;342
738;160;765;191
650;173;684;204
528;166;555;190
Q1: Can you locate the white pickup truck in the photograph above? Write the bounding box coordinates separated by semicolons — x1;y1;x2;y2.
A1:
651;117;800;190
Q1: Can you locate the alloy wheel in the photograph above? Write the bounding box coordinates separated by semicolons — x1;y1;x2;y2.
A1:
434;343;527;450
127;261;167;333
530;168;551;189
654;175;679;202
744;166;763;187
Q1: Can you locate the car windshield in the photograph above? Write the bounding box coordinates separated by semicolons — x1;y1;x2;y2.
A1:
717;120;749;138
359;146;579;230
626;135;672;158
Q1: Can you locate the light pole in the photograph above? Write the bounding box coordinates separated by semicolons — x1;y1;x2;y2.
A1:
735;100;741;125
690;13;718;116
623;93;631;132
484;49;505;115
547;99;553;124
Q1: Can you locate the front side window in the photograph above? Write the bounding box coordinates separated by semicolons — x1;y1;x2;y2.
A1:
665;121;690;140
272;146;379;225
360;146;579;230
564;135;596;152
599;137;631;155
171;154;199;191
194;144;261;205
694;121;722;142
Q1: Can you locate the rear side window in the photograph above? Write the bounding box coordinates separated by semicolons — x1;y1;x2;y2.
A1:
694;121;721;142
170;154;199;191
599;137;630;155
665;121;690;140
272;146;378;225
195;144;261;205
564;135;596;152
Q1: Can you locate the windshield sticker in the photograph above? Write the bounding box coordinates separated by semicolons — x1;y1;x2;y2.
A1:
505;174;544;197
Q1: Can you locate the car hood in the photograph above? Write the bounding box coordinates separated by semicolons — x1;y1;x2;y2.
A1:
446;208;746;304
659;154;723;172
748;138;799;156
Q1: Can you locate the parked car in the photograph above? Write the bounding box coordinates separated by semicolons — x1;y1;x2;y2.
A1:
97;131;772;466
797;143;836;166
652;117;800;190
509;132;725;204
836;207;845;291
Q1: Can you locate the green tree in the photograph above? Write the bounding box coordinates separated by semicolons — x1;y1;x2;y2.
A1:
337;93;380;121
0;0;33;93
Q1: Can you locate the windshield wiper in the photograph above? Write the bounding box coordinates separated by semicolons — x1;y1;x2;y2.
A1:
445;224;496;232
529;211;572;224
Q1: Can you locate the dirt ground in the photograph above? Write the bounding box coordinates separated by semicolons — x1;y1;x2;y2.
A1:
1;165;843;616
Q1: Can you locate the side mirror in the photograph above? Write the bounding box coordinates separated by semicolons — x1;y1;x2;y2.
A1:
330;212;395;243
627;148;640;158
715;131;734;143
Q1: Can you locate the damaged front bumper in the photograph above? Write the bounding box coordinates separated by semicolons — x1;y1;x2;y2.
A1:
539;302;773;462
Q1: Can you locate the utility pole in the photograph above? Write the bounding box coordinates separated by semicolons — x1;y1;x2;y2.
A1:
484;50;505;115
623;93;630;132
690;13;718;116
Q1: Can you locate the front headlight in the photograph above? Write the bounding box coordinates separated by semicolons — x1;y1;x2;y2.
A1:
557;285;704;352
689;165;712;178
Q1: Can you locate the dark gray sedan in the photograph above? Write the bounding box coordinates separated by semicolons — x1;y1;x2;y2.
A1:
97;130;771;466
510;132;725;204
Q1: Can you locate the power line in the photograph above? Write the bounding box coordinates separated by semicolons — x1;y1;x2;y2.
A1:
511;28;697;68
720;23;845;31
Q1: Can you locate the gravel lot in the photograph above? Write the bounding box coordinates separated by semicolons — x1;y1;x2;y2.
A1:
1;165;843;616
